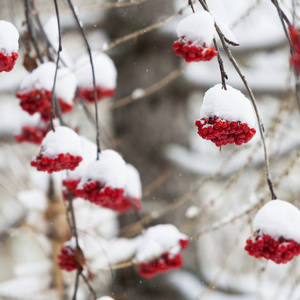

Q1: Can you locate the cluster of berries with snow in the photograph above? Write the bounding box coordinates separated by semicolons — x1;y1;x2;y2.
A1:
31;126;83;173
75;149;142;213
135;224;189;279
0;20;19;72
173;11;218;62
289;25;300;75
16;62;76;121
245;200;300;264
75;52;117;103
195;84;256;147
58;238;85;272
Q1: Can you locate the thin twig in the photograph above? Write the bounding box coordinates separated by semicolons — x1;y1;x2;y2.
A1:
67;0;101;159
24;0;44;63
213;38;227;90
188;0;195;13
72;269;80;300
80;273;97;300
198;0;277;200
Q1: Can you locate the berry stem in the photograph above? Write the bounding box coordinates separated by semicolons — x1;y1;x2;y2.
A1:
72;269;80;300
188;0;195;13
213;38;227;90
198;0;277;200
50;0;63;130
24;0;44;64
80;272;97;300
66;0;101;160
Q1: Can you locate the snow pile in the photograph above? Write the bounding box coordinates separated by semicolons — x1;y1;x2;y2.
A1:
0;20;19;54
200;84;256;127
253;200;300;242
124;163;142;199
77;149;126;189
176;11;215;46
39;126;83;158
135;224;188;262
74;52;117;90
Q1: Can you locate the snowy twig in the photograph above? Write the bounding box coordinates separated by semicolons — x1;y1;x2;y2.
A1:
24;0;44;63
67;0;101;159
198;0;277;200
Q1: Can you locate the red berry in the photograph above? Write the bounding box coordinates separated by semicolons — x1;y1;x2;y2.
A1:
14;125;48;145
0;52;18;72
78;86;115;103
245;233;300;264
57;245;77;272
195;116;256;147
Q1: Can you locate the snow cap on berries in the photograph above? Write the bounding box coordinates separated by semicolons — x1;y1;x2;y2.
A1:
176;11;215;46
19;62;76;103
78;149;127;189
135;224;188;262
124;163;142;199
39;126;82;158
0;20;19;54
253;200;300;243
200;84;256;127
75;52;117;90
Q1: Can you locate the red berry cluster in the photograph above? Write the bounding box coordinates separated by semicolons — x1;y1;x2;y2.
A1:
78;86;115;103
245;233;300;264
138;239;189;279
57;245;77;271
195;117;256;147
289;25;300;75
62;179;81;200
0;52;18;72
14;126;48;145
173;40;218;63
16;89;72;121
31;153;83;173
102;196;141;213
76;181;125;209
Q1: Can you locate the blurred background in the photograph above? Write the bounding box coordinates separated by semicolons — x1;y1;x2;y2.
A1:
1;0;300;299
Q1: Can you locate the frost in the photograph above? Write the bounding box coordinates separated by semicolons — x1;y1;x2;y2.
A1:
77;149;127;189
0;20;19;54
200;84;256;128
39;126;83;158
74;52;117;89
253;200;300;243
135;224;188;262
176;11;215;46
124;163;142;199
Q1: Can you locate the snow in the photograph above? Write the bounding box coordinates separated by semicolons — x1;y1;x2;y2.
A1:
19;62;77;103
74;52;117;89
176;11;215;46
0;20;19;54
186;205;200;218
17;189;48;212
64;236;77;249
66;136;97;180
253;200;300;243
200;84;256;127
134;224;188;262
14;261;51;277
97;297;115;300
124;163;142;199
39;126;83;157
78;149;127;189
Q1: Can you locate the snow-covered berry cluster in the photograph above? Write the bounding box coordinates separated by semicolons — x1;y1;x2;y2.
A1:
289;25;300;74
75;52;117;102
245;200;300;264
135;224;189;279
31;126;83;173
173;11;217;63
0;20;19;72
196;84;256;147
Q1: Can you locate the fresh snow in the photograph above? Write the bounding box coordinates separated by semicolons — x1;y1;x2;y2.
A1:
74;52;117;89
77;149;127;189
97;297;115;300
0;20;19;54
124;163;142;199
200;84;256;127
39;126;83;157
253;200;300;243
176;11;215;46
135;224;188;262
17;189;48;212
